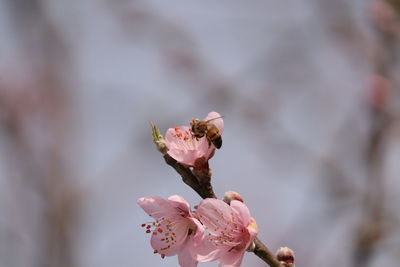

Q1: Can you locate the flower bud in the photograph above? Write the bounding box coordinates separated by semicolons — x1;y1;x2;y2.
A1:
276;246;295;267
150;122;168;155
223;191;244;204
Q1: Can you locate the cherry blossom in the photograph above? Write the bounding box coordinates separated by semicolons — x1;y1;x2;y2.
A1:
137;195;204;267
193;199;259;267
164;111;224;167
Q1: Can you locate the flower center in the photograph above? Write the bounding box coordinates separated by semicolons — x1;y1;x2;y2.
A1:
172;127;192;142
197;209;243;248
141;215;192;259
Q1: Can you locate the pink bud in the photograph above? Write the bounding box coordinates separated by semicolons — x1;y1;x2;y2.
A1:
276;246;295;267
223;191;244;204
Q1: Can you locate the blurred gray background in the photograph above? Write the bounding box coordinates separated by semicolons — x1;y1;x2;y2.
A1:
1;0;400;266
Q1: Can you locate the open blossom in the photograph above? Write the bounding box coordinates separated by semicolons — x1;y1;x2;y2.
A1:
164;112;224;167
193;199;258;267
137;195;204;267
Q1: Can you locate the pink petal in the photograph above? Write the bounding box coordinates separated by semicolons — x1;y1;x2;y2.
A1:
230;200;251;226
137;196;176;220
189;217;205;246
168;195;191;215
193;135;210;151
218;250;245;267
150;216;191;256
204;111;224;134
178;239;198;267
167;149;200;166
246;218;258;241
192;238;229;262
166;148;189;164
195;137;215;160
196;199;234;235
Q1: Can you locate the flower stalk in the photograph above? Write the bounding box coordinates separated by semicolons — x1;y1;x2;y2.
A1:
162;153;216;199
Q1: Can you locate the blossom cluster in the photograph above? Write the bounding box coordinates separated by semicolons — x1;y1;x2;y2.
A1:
138;195;258;267
140;112;258;266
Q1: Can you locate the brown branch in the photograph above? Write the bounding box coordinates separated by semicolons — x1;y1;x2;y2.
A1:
353;1;400;265
163;154;216;199
253;237;283;267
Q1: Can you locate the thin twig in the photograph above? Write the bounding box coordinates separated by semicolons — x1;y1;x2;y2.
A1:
253;237;283;267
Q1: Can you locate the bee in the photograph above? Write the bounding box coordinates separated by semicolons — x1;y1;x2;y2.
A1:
190;117;223;149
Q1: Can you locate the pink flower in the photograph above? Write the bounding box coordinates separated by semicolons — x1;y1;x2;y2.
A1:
165;111;224;167
137;195;205;267
193;199;258;267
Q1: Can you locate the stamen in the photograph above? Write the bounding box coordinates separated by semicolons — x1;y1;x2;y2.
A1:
200;210;244;248
142;216;190;258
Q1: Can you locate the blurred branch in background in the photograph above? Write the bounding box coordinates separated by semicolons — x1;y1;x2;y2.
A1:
353;1;400;266
1;0;79;267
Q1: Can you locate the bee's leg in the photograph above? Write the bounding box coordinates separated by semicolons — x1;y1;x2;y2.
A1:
189;118;198;126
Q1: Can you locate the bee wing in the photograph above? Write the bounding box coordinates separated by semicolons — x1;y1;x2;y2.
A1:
206;116;223;123
204;112;224;133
